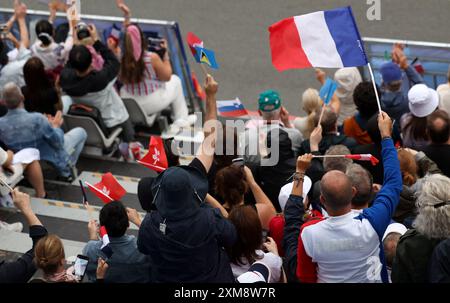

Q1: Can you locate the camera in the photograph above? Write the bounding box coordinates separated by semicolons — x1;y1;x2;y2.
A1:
76;22;90;40
0;24;8;39
148;37;167;60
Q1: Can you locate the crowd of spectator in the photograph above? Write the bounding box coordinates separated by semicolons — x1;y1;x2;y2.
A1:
0;0;449;284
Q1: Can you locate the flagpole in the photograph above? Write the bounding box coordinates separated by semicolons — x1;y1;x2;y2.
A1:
200;64;209;78
367;63;383;114
317;104;326;127
313;155;347;158
0;177;14;192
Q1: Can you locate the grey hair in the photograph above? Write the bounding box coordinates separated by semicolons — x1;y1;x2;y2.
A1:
261;108;281;121
323;145;352;172
2;82;23;109
413;174;450;239
346;163;374;207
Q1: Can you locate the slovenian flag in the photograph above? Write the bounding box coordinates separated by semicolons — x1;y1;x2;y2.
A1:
269;6;368;72
217;98;249;117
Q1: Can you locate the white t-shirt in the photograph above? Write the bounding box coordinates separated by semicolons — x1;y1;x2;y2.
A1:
0;46;31;94
301;211;383;283
31;33;74;70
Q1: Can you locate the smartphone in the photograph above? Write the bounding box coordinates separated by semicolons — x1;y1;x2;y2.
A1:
73;254;89;281
232;158;244;167
101;245;113;260
262;230;269;243
0;24;8;39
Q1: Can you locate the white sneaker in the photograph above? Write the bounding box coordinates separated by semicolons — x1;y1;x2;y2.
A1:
0;221;23;232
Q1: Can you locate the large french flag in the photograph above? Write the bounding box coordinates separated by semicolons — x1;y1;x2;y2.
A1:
269;6;368;72
217;98;249;117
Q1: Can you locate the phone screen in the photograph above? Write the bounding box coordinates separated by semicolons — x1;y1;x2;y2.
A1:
73;255;89;280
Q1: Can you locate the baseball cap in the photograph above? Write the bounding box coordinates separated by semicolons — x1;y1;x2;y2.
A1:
382;223;408;241
380;62;402;84
278;176;312;212
258;90;282;112
408;84;439;118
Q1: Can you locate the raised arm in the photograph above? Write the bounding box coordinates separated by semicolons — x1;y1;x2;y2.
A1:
116;0;131;27
88;25;121;86
205;194;228;218
0;189;47;283
14;2;29;49
12;189;42;227
360;112;403;238
196;75;219;173
244;166;275;210
392;44;424;85
283;154;311;281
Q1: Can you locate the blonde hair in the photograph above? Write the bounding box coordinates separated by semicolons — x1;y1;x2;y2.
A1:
302;88;322;138
302;88;321;113
413;174;450;239
34;234;66;275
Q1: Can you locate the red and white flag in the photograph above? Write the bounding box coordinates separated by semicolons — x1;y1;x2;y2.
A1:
137;137;168;173
345;154;380;166
85;173;127;203
99;226;110;249
187;32;204;58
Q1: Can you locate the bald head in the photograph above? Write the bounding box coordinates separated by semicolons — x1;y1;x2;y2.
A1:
427;110;450;144
2;82;24;109
320;171;353;213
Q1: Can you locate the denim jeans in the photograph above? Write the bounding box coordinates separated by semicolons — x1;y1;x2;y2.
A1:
64;127;87;168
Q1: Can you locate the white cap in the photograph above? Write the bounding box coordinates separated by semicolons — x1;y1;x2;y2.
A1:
408;84;439;118
383;223;408;241
278;175;312;212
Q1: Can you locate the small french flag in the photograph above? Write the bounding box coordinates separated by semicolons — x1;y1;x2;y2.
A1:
217;98;249;117
269;6;368;72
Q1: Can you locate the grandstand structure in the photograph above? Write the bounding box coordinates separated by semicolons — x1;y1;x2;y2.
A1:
1;8;450;266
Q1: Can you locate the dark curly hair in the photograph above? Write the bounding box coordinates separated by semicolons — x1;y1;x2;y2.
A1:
353;81;380;119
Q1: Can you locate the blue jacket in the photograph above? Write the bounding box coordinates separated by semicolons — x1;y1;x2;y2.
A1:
355;138;403;283
381;66;424;122
138;205;237;283
0;108;71;176
83;235;152;283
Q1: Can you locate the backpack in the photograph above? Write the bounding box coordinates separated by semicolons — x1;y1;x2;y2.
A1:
68;103;110;136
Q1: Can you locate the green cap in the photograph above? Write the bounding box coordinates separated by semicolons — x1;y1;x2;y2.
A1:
258;90;282;112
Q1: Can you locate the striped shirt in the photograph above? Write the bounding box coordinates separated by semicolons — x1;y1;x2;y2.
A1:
123;52;164;96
